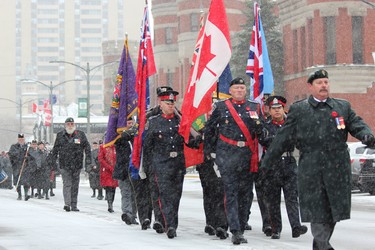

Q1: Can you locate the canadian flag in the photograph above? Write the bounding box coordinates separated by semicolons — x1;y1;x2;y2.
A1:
44;108;51;126
179;0;231;143
32;103;38;113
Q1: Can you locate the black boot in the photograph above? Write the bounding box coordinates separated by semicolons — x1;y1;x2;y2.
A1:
108;202;114;213
24;187;30;201
45;189;49;200
16;186;22;200
91;189;96;198
231;231;247;245
97;189;104;200
50;188;55;196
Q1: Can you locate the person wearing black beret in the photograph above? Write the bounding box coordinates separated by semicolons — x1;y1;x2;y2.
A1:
261;69;374;249
51;117;92;212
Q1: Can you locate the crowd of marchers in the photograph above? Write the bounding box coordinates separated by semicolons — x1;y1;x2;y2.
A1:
1;69;375;250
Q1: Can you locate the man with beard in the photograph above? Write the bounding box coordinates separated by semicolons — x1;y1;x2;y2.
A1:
51;117;91;212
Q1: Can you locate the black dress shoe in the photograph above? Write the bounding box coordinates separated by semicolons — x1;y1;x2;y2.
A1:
141;219;151;230
71;207;80;212
121;213;132;225
264;226;272;237
244;223;252;230
153;221;164;234
167;227;176;239
108;208;114;213
204;225;215;235
17;195;22;200
50;191;55;197
292;225;308;238
25;195;31;201
231;232;247;245
271;232;280;239
63;205;71;212
215;227;228;239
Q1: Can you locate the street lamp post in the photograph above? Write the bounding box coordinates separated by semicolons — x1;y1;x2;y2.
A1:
49;60;118;139
0;97;38;132
21;79;82;142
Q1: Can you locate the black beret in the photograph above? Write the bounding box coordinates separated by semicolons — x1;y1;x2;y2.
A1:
265;95;287;107
307;69;329;84
65;117;74;123
92;142;98;145
18;133;24;138
37;141;45;145
31;139;38;144
230;77;246;86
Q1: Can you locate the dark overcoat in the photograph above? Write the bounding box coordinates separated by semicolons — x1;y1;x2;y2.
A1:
261;96;373;223
51;129;91;170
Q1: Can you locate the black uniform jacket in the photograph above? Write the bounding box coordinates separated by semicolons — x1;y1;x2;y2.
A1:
51;129;91;170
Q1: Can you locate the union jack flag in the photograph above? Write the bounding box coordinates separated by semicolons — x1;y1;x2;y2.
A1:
132;3;156;168
246;2;274;107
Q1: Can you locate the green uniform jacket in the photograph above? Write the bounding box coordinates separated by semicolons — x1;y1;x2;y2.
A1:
261;95;373;223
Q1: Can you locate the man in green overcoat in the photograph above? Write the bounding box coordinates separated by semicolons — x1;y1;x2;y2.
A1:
261;69;375;250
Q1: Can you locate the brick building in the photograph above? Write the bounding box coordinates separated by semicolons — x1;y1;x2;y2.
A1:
151;0;246;106
278;0;375;139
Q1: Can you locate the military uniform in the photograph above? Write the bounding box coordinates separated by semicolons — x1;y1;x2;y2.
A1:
259;96;306;239
204;94;263;242
143;87;200;239
87;142;103;199
261;69;374;250
8;134;36;200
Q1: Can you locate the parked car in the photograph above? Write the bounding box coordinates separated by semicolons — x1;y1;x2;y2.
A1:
347;142;375;194
358;158;375;195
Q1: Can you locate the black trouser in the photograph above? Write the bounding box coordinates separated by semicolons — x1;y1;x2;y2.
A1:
252;172;271;231
147;171;165;228
220;167;253;233
266;158;300;233
154;171;184;230
311;222;336;250
131;178;152;224
105;187;116;207
197;160;227;230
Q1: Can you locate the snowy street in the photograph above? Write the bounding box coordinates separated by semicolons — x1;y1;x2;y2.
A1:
1;174;375;250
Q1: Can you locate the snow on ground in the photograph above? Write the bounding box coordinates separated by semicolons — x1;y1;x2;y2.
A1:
0;174;375;250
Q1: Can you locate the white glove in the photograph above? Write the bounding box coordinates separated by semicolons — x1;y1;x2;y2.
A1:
213;162;221;178
210;153;216;159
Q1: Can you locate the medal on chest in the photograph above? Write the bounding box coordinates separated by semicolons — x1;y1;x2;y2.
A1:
332;111;345;130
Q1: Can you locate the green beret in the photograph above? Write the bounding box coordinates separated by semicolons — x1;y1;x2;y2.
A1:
307;69;329;84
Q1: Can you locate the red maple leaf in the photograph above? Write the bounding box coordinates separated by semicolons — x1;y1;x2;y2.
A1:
195;33;217;82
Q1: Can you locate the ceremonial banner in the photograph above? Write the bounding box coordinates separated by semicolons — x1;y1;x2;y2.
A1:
246;1;274;106
179;0;231;144
104;37;137;147
132;2;157;168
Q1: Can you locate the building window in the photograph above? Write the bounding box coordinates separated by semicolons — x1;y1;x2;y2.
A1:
324;16;336;65
293;30;298;73
301;27;306;70
165;27;173;44
307;19;313;66
167;71;173;86
352;16;363;64
191;13;199;32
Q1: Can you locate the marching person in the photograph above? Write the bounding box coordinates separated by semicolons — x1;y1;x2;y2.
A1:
98;139;118;213
142;86;175;234
203;77;264;245
143;87;200;239
8;134;34;201
113;118;144;226
51;117;91;212
31;141;51;200
259;95;307;239
261;69;375;250
0;151;13;189
87;141;103;200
